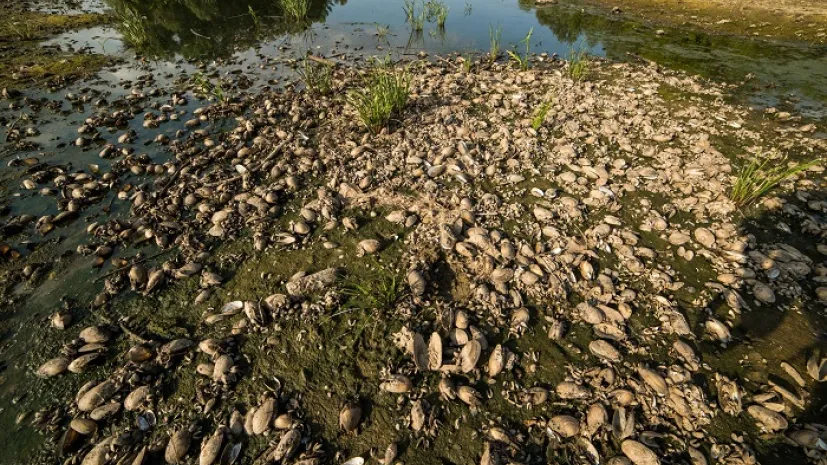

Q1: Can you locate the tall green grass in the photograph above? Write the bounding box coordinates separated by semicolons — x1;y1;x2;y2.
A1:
347;62;412;134
730;155;818;206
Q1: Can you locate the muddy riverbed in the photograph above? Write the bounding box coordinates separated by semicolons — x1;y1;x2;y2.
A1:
1;0;827;465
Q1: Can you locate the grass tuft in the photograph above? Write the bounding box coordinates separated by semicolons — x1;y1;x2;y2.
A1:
531;99;552;131
566;47;589;81
507;28;533;71
730;155;819;207
346;61;412;134
488;24;502;64
298;59;333;95
341;267;406;311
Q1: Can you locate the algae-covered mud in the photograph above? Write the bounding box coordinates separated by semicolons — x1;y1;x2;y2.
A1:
1;0;827;465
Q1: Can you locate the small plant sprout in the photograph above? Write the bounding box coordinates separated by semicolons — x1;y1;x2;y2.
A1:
376;24;390;39
488;24;502;63
436;4;449;27
298;58;333;95
567;47;589;81
346;61;412;134
730;154;819;207
507;27;533;71
192;73;227;102
465;2;473;15
531;100;552;131
342;266;406;311
461;52;474;73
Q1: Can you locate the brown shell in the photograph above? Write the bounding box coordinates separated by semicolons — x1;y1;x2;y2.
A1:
459;340;481;373
549;415;580;438
620;440;659;465
37;357;70;377
252;398;277;435
412;332;429;371
339;403;362;432
428;332;443;370
165;429;191;464
380;374;413;393
78;380;117;412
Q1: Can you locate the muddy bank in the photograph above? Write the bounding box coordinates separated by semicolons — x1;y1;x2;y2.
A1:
572;0;827;42
0;53;825;465
0;1;110;89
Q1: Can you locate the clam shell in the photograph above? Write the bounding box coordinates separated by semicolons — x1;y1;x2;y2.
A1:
269;428;301;462
37;357;70;377
412;332;429;371
124;385;150;411
637;366;668;396
339;403;362;432
747;404;788;432
549;415;580;437
199;426;226;465
589;340;621;363
459;340;482;373
621;440;659;465
253;398;276;435
428;332;443;370
488;344;504;377
78;380;117;411
380;374;413;393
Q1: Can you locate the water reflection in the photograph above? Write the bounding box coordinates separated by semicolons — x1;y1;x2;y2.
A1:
106;0;335;58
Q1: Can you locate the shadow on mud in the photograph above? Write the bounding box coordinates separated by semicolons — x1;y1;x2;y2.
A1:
715;187;827;464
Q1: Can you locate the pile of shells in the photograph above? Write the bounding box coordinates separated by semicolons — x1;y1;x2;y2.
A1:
11;55;827;465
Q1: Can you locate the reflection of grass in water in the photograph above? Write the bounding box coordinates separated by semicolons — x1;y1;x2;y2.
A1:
282;0;310;20
116;4;150;49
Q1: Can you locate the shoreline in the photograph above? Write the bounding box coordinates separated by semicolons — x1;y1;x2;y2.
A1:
565;0;827;43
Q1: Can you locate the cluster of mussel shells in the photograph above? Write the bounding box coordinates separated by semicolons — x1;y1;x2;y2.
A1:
15;56;827;465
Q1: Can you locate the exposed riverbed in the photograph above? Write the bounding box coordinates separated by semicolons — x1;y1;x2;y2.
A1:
1;1;826;464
